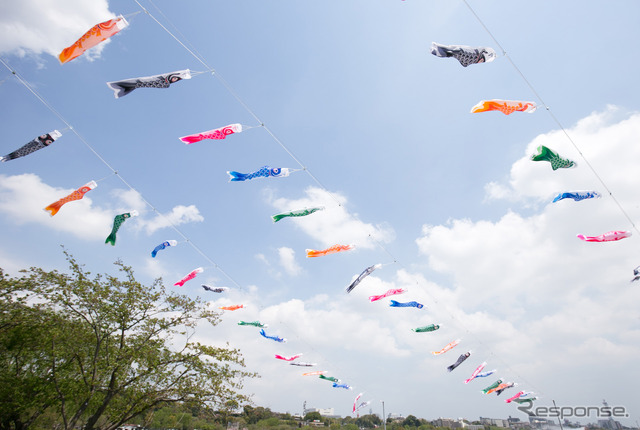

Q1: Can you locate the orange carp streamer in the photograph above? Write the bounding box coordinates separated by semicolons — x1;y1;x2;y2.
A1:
59;16;128;64
431;339;461;356
219;304;244;311
44;181;97;216
470;99;536;115
306;244;355;258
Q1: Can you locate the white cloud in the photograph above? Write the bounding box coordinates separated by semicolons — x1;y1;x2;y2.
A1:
0;174;205;240
266;186;395;249
414;108;640;387
0;173;112;239
277;247;301;276
0;0;116;59
138;204;204;235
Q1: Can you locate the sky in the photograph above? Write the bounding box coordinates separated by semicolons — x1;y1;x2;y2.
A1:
1;0;639;425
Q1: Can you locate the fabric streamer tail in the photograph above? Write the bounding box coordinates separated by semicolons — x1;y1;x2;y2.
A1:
227;171;248;182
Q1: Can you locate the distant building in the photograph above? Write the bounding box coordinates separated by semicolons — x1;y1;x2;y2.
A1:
433;418;465;428
304;407;334;416
388;413;405;422
303;407;341;419
480;417;509;427
597;420;623;430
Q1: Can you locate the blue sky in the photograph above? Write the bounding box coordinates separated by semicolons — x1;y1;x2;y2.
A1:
1;0;640;424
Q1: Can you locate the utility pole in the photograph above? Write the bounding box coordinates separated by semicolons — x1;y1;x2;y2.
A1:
381;401;386;430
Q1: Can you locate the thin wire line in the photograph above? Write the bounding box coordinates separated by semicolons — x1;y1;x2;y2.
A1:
136;0;545;401
461;0;638;236
0;57;255;296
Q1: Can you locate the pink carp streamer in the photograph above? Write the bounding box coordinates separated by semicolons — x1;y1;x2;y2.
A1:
505;391;525;403
174;267;203;287
464;362;487;384
577;230;631;242
369;288;406;302
179;123;243;144
275;354;303;361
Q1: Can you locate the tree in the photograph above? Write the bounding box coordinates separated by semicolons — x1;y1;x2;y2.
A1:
0;253;255;430
402;415;421;427
304;412;322;422
355;414;382;429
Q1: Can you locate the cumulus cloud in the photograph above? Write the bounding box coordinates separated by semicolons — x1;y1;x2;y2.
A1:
266;186;395;249
415;108;640;384
277;247;301;276
0;0;116;59
138;204;204;235
0;173;112;239
0;174;204;240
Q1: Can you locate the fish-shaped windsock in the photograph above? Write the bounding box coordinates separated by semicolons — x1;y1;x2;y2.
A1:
1;130;62;162
179;123;243;144
319;375;340;383
481;379;504;394
369;288;406;303
631;266;640;283
412;324;440;333
290;362;317;367
106;69;192;98
275;353;302;361
306;244;355;258
505;391;526;403
389;300;424;309
475;369;497;378
238;320;268;328
59;16;128;64
202;285;228;293
302;370;326;376
333;382;352;390
431;339;460;356
471;99;537;115
552;191;601;203
430;42;497;67
447;352;471;372
577;230;631;242
151;240;178;258
219;304;244;311
105;211;138;246
259;328;286;343
354;400;370;413
531;145;576;170
227;166;291;182
346;264;382;293
464;362;486;383
512;396;537;404
495;382;517;396
272;206;325;223
44;180;97;216
174;267;203;287
487;381;515;395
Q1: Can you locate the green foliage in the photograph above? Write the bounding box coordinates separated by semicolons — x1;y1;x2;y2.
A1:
342;424;359;430
403;415;421;427
243;406;275;424
355;414;382;429
304;412;323;422
0;254;255;430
